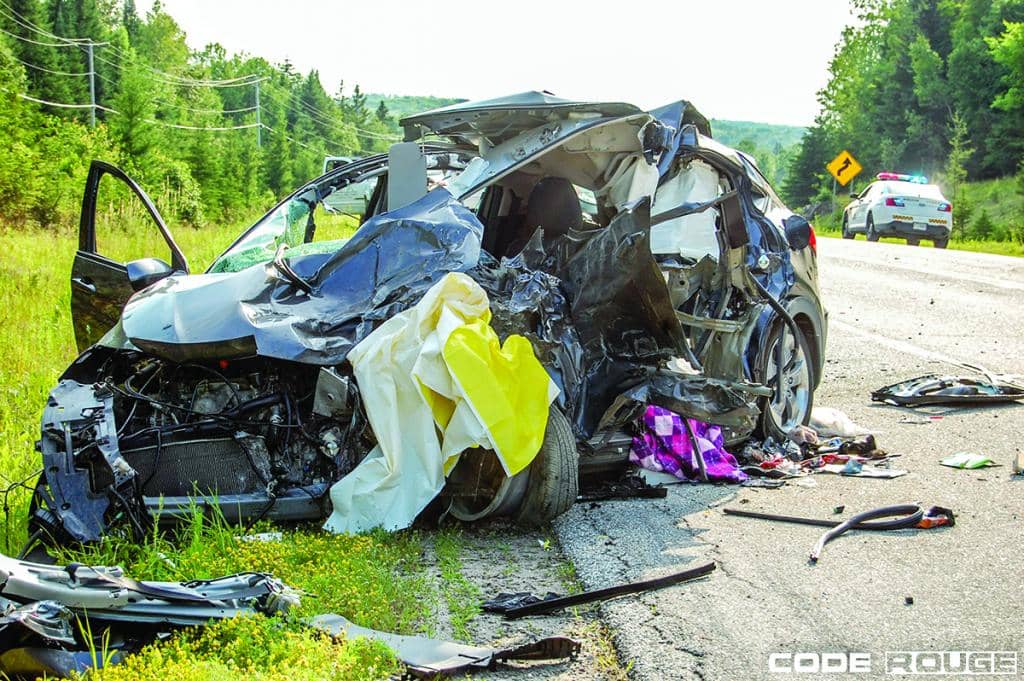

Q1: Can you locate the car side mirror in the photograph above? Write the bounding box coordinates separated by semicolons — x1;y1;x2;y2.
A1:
849;191;858;199
783;215;812;250
126;257;174;291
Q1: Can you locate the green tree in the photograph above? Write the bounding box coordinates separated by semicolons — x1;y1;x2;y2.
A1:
945;110;973;239
988;21;1024;111
109;51;159;167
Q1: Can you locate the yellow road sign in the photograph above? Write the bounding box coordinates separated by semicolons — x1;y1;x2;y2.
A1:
827;150;862;186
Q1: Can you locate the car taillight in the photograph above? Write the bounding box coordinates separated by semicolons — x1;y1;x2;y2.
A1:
938;202;952;212
884;197;905;207
808;224;817;254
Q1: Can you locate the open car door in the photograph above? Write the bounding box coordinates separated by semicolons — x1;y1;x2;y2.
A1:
71;161;189;352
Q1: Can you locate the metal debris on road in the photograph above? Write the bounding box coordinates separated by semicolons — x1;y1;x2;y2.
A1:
494;562;717;619
872;374;1024;407
311;614;580;677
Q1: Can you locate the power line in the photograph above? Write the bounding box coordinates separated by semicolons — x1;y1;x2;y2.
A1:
0;25;80;47
260;123;319;152
264;87;399;142
13;55;90;77
154;99;257;115
150;119;259;131
2;87;114;111
3;85;261;134
0;4;85;43
0;0;263;89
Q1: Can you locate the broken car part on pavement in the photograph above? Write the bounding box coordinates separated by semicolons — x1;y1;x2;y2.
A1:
483;561;716;619
872;374;1024;407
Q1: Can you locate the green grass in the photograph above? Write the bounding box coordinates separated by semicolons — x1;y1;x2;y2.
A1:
960;176;1024;228
0;220;432;679
815;223;1024;257
433;529;481;642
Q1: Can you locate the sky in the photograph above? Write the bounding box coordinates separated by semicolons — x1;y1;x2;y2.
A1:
135;0;855;127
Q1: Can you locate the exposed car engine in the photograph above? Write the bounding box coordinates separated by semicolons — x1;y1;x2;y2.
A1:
29;348;373;546
109;357;358;498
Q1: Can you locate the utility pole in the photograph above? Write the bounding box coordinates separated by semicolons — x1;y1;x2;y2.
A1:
254;80;262;147
87;41;96;128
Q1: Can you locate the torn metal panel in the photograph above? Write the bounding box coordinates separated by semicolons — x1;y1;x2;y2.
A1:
596;370;768;434
871;374;1024;406
0;556;299;678
311;613;580;677
556;198;689;434
0;554;299;625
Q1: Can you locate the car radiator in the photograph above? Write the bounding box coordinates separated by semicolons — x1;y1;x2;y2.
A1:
122;436;267;497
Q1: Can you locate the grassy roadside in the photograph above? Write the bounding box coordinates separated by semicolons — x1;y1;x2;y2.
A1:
0;222;435;679
814;222;1024;257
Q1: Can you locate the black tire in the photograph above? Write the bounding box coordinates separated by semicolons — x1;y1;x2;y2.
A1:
515;406;579;526
866;214;880;242
907;238;920;246
755;322;815;442
841;216;854;239
934;237;949;249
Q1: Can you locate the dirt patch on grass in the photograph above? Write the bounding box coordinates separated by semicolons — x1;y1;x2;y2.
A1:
424;521;628;680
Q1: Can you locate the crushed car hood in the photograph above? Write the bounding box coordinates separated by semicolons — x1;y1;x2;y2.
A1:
106;189;484;365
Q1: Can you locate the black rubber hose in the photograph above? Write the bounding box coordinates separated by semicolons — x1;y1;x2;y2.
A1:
724;507;922;530
725;505;930;562
810;504;923;563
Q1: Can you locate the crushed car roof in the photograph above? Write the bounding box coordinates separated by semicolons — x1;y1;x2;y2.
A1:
400;90;645;146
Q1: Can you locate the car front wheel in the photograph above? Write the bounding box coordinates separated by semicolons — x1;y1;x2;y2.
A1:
756;322;814;441
515;406;579;526
866;214;880;242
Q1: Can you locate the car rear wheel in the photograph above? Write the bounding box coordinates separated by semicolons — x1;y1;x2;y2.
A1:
866;214;880;242
756;322;814;441
934;237;949;249
907;238;920;246
841;216;854;239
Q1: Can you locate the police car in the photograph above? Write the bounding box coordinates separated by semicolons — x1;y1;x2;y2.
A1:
842;173;952;248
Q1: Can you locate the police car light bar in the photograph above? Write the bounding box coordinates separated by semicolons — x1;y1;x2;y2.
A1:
877;172;928;184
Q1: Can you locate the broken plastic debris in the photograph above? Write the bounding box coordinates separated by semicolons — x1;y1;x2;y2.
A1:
0;552;300;676
871;374;1024;407
311;614;580;677
809;407;872;438
940;453;997;469
819;464;907;479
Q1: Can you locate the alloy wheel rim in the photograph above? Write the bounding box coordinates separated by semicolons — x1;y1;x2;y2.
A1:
765;329;811;433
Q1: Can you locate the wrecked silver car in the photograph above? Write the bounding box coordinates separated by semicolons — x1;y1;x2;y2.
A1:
28;92;826;548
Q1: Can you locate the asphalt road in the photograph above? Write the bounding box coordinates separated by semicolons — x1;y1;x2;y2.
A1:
554;237;1024;680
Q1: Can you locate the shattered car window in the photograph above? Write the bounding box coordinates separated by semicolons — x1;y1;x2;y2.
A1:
209;182;369;274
